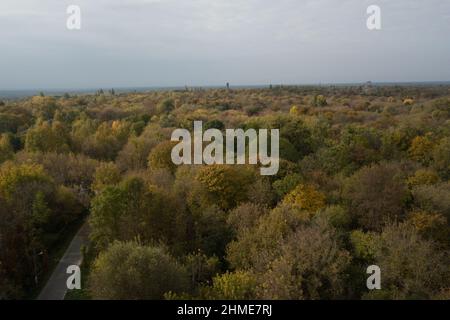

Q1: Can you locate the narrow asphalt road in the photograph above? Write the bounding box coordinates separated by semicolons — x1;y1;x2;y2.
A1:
37;222;90;300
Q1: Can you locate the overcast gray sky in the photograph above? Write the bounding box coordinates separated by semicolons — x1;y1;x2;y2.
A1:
1;0;450;89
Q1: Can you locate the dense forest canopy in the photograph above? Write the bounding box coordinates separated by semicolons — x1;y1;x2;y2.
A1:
0;84;449;299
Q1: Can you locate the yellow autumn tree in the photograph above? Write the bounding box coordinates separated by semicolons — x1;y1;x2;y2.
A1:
206;271;257;300
290;105;299;116
408;135;434;165
283;184;326;212
407;169;440;187
196;165;255;210
407;211;448;244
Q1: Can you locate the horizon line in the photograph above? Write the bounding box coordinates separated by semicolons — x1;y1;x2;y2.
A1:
2;80;450;95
